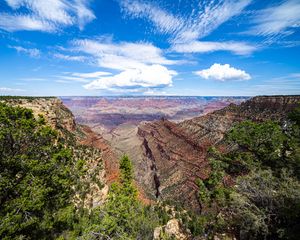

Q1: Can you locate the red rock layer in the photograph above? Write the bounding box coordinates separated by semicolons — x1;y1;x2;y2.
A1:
136;96;300;211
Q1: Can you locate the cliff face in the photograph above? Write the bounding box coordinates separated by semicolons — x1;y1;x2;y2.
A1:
138;119;209;208
180;95;300;146
137;96;300;210
1;97;76;132
4;96;299;211
1;97;118;208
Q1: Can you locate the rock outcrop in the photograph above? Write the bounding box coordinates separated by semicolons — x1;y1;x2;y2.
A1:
180;95;300;145
8;96;298;211
154;219;190;240
138;119;209;208
1;97;76;132
137;96;300;210
1;97;118;208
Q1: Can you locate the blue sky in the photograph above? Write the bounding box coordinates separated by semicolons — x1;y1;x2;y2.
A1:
0;0;300;96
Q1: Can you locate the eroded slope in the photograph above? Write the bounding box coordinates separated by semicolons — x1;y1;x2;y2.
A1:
137;96;300;210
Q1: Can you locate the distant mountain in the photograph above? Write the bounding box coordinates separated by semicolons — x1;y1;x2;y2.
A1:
61;96;248;132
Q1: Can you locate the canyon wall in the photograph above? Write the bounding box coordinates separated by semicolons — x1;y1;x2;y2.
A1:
137;96;300;210
1;97;119;208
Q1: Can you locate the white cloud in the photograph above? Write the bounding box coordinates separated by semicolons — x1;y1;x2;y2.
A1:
120;0;252;43
55;76;90;83
71;71;111;78
54;71;111;84
53;53;87;61
172;41;257;55
175;0;252;43
9;45;41;57
69;38;178;92
20;77;46;81
195;63;251;81
0;0;95;32
0;87;25;93
6;0;73;24
72;0;96;30
0;13;55;32
143;89;168;96
120;0;257;57
84;64;177;90
120;0;183;35
246;0;300;36
72;39;179;69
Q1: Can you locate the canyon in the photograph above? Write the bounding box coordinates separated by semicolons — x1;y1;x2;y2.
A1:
4;96;298;212
62;95;300;211
61;96;247;132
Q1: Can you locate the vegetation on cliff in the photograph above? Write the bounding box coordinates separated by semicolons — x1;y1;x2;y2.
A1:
78;155;162;239
191;105;300;239
1;100;300;240
0;103;171;239
0;103;83;239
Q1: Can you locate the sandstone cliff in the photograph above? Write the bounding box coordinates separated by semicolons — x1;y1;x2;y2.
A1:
1;97;118;208
137;95;300;210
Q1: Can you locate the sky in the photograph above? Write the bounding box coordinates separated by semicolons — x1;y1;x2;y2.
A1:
0;0;300;96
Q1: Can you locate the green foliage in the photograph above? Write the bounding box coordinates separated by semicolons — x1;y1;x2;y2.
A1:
2;101;299;239
186;214;206;236
80;155;161;239
289;104;300;126
0;103;85;239
193;105;300;239
225;118;300;179
0;104;179;240
196;150;230;208
0;96;55;100
230;169;300;239
227;120;286;170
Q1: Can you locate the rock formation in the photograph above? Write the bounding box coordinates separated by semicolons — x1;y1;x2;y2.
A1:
137;96;300;210
5;96;299;211
1;97;119;208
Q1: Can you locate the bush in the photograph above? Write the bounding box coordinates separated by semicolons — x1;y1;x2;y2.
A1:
0;103;80;239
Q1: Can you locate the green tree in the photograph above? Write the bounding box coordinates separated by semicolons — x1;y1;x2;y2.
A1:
229;169;300;239
81;155;160;239
196;106;300;239
0;103;80;239
227;120;286;170
222;109;300;239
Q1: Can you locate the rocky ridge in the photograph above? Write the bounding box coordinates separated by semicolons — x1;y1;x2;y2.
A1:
1;97;118;208
137;95;300;210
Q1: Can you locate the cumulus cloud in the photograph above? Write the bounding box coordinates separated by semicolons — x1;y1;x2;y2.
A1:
195;63;251;81
0;0;95;32
84;64;176;90
9;45;41;57
55;38;178;92
246;0;300;36
66;38;178;92
71;39;179;69
172;41;257;55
